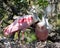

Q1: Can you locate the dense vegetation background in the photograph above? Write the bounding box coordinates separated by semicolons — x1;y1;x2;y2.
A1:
0;0;60;43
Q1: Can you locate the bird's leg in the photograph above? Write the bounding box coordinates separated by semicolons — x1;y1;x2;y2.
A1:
21;31;26;44
21;31;25;41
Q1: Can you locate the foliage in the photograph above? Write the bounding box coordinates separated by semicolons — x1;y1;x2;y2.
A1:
58;14;60;19
36;0;48;8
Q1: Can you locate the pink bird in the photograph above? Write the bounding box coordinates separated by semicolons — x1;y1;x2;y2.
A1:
3;15;33;36
3;15;49;41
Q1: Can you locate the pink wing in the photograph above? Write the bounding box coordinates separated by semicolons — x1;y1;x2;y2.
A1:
3;15;33;36
3;20;19;36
